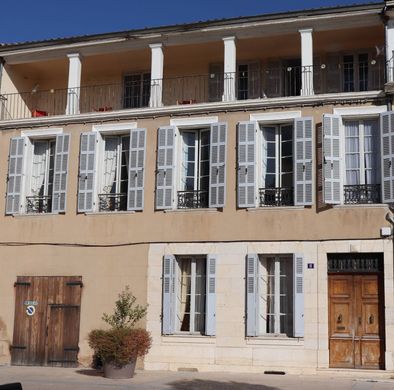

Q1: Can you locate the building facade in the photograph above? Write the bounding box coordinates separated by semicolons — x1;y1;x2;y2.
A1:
0;1;394;373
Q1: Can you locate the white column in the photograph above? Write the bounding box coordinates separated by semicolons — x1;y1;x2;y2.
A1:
299;29;314;96
386;20;394;83
223;36;236;102
66;53;82;115
149;43;164;108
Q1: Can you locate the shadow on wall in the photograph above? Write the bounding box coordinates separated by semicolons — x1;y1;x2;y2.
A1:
167;379;278;390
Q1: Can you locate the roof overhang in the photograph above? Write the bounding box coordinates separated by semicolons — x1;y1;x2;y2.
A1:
0;2;385;65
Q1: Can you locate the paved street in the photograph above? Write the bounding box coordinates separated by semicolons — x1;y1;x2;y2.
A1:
0;366;393;390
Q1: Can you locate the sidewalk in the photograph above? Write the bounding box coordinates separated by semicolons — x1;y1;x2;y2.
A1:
0;366;393;390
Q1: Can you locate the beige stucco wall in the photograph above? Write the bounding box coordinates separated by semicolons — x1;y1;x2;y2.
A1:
145;238;393;373
0;244;149;366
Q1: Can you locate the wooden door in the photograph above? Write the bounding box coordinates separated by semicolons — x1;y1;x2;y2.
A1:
328;274;384;369
11;276;82;367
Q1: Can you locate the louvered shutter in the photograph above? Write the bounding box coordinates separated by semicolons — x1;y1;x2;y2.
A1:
323;115;341;204
208;63;224;102
293;253;304;338
52;134;70;213
326;56;341;93
156;126;175;210
381;112;394;203
246;254;259;337
6;137;25;214
128;128;146;211
162;255;176;335
264;61;281;98
238;122;257;208
294;117;313;206
78;132;97;212
248;62;261;99
313;57;322;94
209;122;227;208
205;254;217;336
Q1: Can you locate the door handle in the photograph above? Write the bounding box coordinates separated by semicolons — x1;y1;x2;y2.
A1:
337;314;343;324
369;314;374;325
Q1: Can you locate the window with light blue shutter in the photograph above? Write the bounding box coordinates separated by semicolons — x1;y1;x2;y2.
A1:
246;254;259;337
209;122;227;208
380;112;394;203
323;114;341;204
162;255;176;335
293;253;304;338
237;122;257;208
128;128;146;211
78;132;97;212
156;127;175;209
6;137;25;215
205;254;217;336
52;134;70;213
294;117;313;206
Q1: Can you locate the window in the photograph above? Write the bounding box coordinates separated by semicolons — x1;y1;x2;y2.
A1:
343;53;370;92
238;118;313;209
246;253;304;338
237;62;260;100
261;256;294;336
323;114;382;205
77;127;146;213
343;119;380;204
123;73;151;109
155;123;227;210
162;254;216;336
6;133;70;215
260;124;294;206
178;129;210;209
98;135;130;211
176;256;206;334
27;139;56;213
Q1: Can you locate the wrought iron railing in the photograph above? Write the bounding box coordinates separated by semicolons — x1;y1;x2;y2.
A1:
259;187;294;207
26;195;52;214
98;193;127;212
343;184;381;204
177;190;209;209
0;59;385;121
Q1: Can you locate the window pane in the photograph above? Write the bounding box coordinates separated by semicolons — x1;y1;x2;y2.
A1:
263;127;276;142
281;140;292;157
263;257;294;336
281;125;293;141
344;121;360;185
281;156;293;173
178;259;191;332
265;174;276;188
103;137;118;193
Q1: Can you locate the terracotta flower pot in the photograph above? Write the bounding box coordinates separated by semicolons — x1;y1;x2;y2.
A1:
103;360;136;379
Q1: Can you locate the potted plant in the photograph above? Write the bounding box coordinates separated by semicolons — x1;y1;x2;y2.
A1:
88;286;151;379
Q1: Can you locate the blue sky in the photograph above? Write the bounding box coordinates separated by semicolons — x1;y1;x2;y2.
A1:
0;0;382;44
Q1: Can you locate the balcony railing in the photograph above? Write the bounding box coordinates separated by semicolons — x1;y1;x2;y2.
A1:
343;184;381;204
259;187;294;207
26;195;52;214
177;190;208;209
98;193;127;212
0;60;385;121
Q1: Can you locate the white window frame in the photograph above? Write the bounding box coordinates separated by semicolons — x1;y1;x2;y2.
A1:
91;123;137;212
333;106;385;204
174;255;207;335
258;254;294;337
19;128;63;214
168;117;218;210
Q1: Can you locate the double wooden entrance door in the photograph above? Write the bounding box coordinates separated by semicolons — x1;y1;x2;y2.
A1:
11;276;82;367
328;274;384;369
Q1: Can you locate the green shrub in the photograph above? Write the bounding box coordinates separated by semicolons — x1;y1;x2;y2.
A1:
88;286;151;367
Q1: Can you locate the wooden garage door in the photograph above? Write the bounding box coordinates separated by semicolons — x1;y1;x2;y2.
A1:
11;276;82;367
